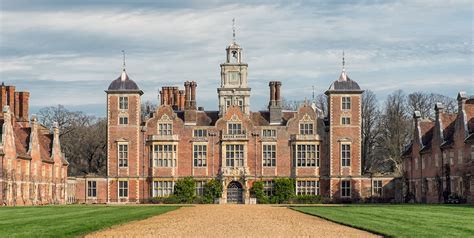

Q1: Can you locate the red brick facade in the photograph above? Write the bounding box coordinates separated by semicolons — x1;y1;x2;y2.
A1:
403;92;474;203
0;84;68;206
71;43;398;204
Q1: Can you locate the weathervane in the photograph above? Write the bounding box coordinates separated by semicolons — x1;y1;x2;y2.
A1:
232;18;236;42
122;50;126;69
342;50;345;71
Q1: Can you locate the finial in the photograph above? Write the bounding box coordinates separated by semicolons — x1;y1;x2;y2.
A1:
232;18;236;43
342;50;345;71
122;50;126;70
312;86;315;102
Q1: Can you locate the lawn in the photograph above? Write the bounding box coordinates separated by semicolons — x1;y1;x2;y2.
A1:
0;205;179;238
292;204;474;238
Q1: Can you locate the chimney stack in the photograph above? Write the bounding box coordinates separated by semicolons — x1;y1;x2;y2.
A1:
184;81;197;125
275;81;282;105
172;87;179;110
6;86;15;115
18;92;29;122
184;81;191;109
190;81;197;110
268;81;282;125
435;102;445;141
179;90;185;110
457;91;467;112
0;83;6;110
159;89;163;105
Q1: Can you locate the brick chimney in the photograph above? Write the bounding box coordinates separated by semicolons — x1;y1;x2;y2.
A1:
162;87;169;105
457;91;467;112
0;83;6;110
179;90;185;110
184;81;191;109
159;89;164;105
190;81;197;110
172;87;179;110
413;110;422;145
17;92;29;122
6;86;15;114
268;81;282;125
184;81;197;125
435;102;445;142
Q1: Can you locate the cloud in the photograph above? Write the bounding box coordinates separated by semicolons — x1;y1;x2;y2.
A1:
0;0;472;116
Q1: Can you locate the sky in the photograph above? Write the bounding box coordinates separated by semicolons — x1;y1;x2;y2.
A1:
1;0;472;116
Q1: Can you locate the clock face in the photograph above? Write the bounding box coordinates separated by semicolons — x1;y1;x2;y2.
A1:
229;71;240;85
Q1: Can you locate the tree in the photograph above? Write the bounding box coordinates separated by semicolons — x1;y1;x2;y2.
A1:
37;105;106;176
314;93;328;117
174;177;196;203
203;179;223;204
273;178;295;203
141;100;157;121
37;105;89;138
361;90;380;173
428;93;456;114
281;97;302;111
250;181;268;204
407;92;432;118
407;92;457;118
377;90;411;175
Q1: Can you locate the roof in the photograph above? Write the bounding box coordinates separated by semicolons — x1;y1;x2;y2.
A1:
196;111;219;126
440;113;457;147
39;133;54;162
14;127;31;158
107;69;142;93
402;143;413;157
175;110;297;127
326;70;362;93
419;122;434;153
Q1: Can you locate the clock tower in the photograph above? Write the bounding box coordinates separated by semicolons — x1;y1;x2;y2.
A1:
218;20;250;116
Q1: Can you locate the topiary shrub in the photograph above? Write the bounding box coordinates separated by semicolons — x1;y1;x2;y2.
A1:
203;179;223;204
174;177;196;203
250;181;269;204
273;178;295;203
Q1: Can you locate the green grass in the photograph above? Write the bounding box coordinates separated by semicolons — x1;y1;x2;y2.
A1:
0;205;179;238
292;204;474;238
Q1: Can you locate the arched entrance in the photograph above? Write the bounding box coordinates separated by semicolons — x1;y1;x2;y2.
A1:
227;181;243;204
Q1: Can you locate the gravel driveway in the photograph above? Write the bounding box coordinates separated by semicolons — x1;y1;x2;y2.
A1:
87;205;378;238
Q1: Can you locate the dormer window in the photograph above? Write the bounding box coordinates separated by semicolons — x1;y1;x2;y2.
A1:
159;123;172;135
342;97;351;110
119;96;128;110
299;123;313;135
228;123;242;135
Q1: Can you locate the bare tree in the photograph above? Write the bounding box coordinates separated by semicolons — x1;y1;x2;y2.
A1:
361;90;381;173
315;94;328;117
37;105;106;176
141;100;157;121
408;92;457;118
407;92;432;118
429;93;457;114
281;97;302;111
377;90;412;175
37;105;89;137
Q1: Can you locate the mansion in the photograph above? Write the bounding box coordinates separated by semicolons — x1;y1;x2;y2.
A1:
71;38;396;204
402;93;474;203
0;85;68;206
